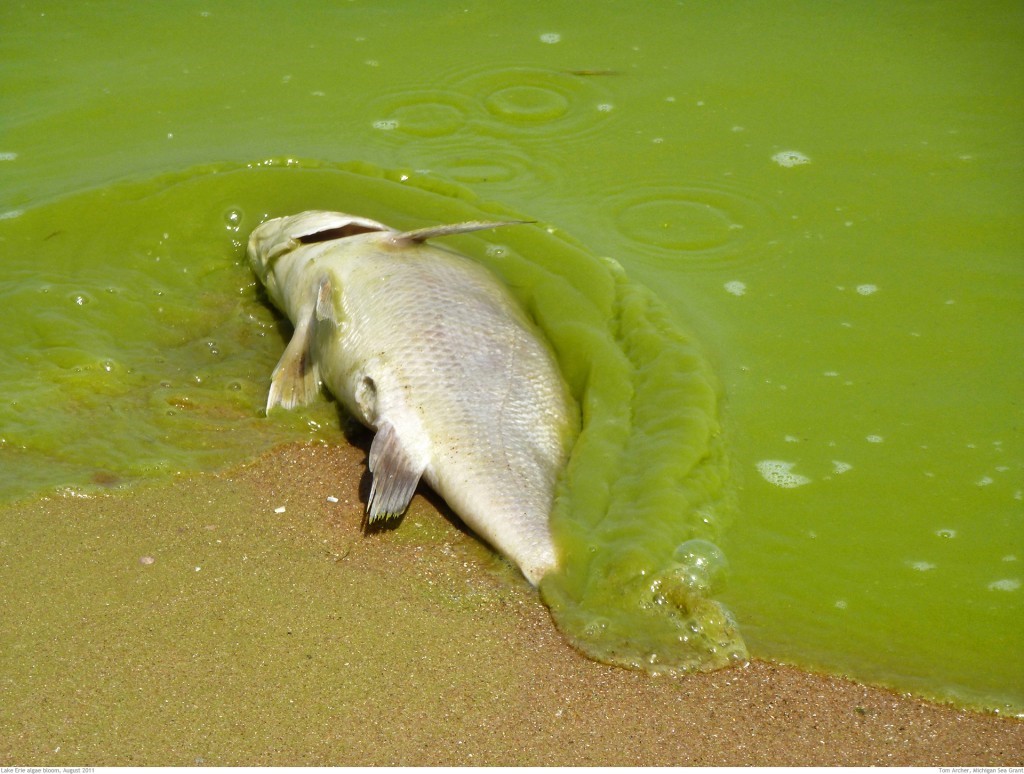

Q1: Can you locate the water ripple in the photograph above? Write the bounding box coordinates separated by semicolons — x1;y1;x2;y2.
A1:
607;182;775;268
367;89;473;138
452;65;614;145
405;137;558;194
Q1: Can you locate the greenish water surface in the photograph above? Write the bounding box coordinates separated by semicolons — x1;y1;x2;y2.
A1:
1;1;1021;715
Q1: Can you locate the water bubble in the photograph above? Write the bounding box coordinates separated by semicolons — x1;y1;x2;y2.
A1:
582;616;609;637
69;291;95;307
936;528;957;539
671;539;729;594
756;459;811;488
772;150;811;167
223;207;243;232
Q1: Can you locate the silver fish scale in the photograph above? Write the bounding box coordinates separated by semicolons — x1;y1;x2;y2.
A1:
335;246;568;567
249;212;575;585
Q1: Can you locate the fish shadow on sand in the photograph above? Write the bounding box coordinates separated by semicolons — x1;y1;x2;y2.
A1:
260;297;476;543
338;407;476;542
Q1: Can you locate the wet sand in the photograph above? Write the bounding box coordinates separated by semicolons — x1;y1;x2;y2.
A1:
1;441;1021;766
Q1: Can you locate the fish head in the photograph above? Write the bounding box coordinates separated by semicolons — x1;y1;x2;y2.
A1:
246;210;393;298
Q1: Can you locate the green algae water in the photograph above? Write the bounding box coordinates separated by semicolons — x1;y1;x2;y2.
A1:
2;1;1021;716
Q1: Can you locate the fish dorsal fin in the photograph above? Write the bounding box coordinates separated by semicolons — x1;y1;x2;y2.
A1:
392;220;532;244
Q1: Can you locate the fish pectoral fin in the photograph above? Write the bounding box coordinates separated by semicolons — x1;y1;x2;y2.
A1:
392;219;533;244
366;420;426;522
314;276;337;325
266;311;320;412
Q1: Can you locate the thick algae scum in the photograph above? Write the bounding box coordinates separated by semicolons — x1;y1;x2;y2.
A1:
0;160;743;672
538;266;744;672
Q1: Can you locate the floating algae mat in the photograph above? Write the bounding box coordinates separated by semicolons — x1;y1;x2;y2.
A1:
0;160;744;672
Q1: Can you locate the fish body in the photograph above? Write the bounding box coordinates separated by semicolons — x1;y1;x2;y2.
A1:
247;211;576;585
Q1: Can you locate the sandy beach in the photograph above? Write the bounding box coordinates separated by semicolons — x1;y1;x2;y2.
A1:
2;440;1022;766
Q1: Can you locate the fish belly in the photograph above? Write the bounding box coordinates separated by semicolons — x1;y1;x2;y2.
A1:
321;244;573;584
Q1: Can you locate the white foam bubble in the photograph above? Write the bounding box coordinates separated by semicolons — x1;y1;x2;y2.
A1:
539;32;561;44
856;284;878;295
756;460;811;488
907;560;936;572
772;150;811;167
831;460;853;475
0;152;17;161
866;435;884;443
372;119;399;131
988;578;1020;592
724;280;747;296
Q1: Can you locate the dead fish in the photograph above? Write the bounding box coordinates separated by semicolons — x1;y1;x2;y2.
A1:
247;211;577;585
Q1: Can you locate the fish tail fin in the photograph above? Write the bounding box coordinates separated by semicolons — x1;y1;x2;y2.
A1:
392;220;533;244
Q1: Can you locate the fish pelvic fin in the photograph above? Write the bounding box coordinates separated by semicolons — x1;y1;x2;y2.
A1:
366;420;426;522
266;296;322;413
392;219;533;244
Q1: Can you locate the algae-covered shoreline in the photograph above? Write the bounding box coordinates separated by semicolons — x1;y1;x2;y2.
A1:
2;442;1021;766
